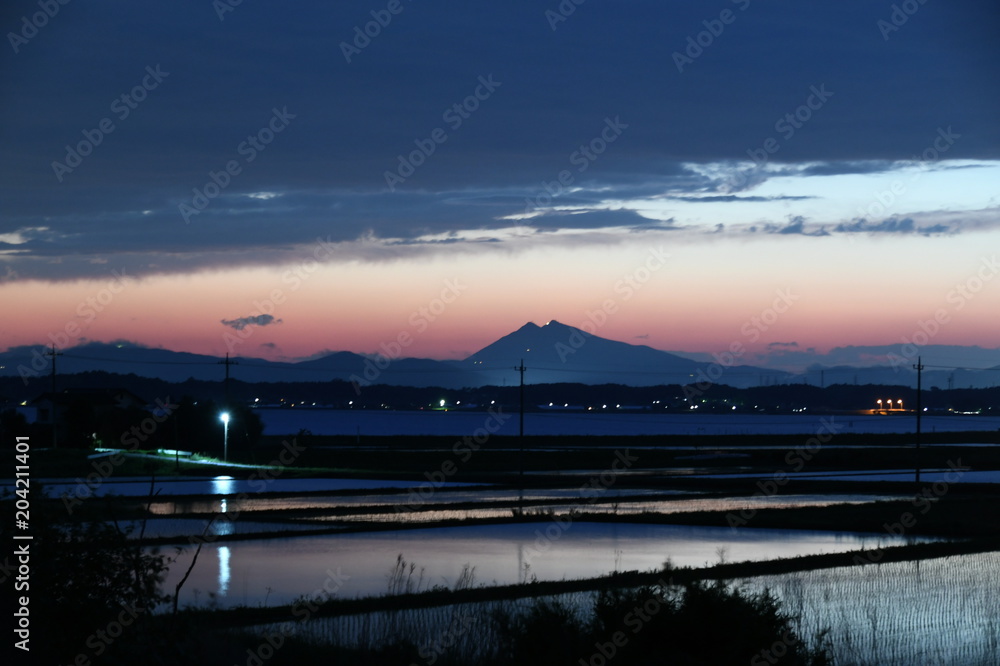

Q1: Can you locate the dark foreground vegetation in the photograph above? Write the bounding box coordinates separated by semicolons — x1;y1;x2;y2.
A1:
13;497;835;665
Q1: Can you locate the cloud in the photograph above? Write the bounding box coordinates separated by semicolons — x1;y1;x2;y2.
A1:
221;314;282;331
777;217;830;236
798;161;899;177
526;208;658;230
669;194;814;203
746;216;831;237
834;217;953;235
1;0;996;282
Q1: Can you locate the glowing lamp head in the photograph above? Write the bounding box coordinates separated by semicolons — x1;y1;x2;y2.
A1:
220;412;230;424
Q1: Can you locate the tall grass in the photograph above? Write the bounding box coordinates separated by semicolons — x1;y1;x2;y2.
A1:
736;551;1000;665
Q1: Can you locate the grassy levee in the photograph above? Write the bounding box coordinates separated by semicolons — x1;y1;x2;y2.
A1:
178;536;1000;630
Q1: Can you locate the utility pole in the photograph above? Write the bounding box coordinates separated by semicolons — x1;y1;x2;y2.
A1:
219;353;238;410
515;360;526;513
45;344;63;449
219;352;238;461
914;357;923;484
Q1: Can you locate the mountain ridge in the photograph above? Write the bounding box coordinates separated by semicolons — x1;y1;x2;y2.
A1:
1;322;996;390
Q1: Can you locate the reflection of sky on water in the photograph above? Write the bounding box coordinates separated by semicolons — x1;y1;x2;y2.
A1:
742;552;1000;666
145;488;691;515
162;523;935;610
133;518;320;539
323;494;916;524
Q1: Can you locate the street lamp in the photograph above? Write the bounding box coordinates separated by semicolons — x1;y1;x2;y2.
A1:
897;399;903;411
220;412;230;462
876;399;882;413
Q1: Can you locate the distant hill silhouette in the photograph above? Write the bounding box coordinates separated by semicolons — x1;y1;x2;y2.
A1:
1;322;996;390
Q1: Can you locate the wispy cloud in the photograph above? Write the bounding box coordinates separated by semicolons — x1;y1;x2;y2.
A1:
221;314;283;331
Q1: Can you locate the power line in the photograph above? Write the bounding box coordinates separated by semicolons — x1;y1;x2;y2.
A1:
45;344;62;449
219;353;238;409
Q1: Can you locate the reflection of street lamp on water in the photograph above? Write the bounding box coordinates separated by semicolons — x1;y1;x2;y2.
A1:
220;412;230;462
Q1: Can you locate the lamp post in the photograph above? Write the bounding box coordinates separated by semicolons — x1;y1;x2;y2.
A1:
220;412;230;463
897;399;903;411
876;399;882;413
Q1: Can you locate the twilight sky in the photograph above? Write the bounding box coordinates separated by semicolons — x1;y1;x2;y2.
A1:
1;0;998;370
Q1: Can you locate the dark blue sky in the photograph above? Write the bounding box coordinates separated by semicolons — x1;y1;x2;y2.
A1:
2;0;997;281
